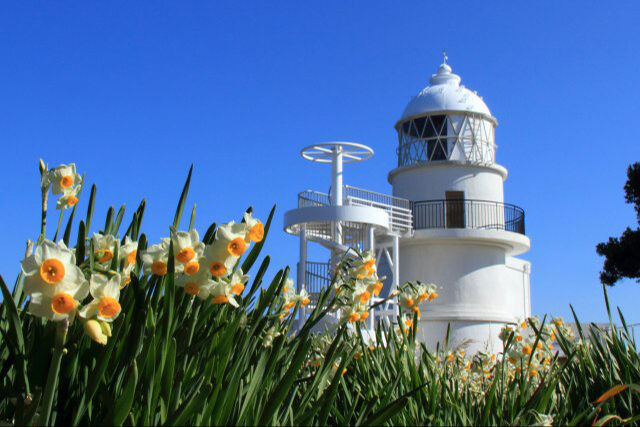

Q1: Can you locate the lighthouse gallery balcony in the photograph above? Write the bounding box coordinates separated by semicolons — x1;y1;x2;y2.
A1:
412;199;525;235
297;188;525;236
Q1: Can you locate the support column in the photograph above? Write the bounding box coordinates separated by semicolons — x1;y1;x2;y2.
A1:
298;224;307;329
331;146;343;207
368;226;375;253
392;235;400;317
330;146;344;272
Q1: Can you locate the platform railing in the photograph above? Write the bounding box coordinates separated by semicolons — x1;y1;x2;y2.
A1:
412;199;525;234
343;185;411;209
343;186;412;234
298;261;332;305
297;187;413;234
298;190;331;208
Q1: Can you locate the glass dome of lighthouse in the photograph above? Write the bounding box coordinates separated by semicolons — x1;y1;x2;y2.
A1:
396;55;498;167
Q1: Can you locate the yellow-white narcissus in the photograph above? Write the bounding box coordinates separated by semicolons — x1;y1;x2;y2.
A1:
141;238;171;276
55;185;82;210
21;240;89;321
243;212;265;243
92;233;120;264
171;229;205;276
22;240;85;297
364;276;384;297
210;279;239;307
217;222;249;257
282;278;297;304
203;223;245;278
120;236;138;267
341;306;361;323
48;163;83;195
229;269;249;296
79;273;122;322
353;282;372;305
297;289;311;307
120;263;136;288
176;269;213;300
353;252;376;279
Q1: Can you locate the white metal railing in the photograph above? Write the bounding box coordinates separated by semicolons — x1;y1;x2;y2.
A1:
296;187;413;234
343;186;412;234
298;190;331;207
344;185;410;209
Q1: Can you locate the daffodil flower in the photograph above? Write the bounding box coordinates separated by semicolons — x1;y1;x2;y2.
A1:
203;223;246;278
141;238;172;275
210;279;239;307
79;273;122;322
92;233;120;264
120;263;136;288
297;289;311;307
368;279;384;297
353;282;372;304
176;269;213;300
120;236;138;267
28;281;89;321
229;269;249;296
171;229;205;275
22;240;89;321
55;185;82;210
352;252;376;279
243;212;264;243
282;277;294;294
218;222;249;257
48;163;82;195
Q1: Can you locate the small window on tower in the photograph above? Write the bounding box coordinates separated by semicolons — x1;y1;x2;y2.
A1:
426;115;447;160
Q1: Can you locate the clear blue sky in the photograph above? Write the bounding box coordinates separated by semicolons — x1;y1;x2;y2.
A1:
1;2;639;324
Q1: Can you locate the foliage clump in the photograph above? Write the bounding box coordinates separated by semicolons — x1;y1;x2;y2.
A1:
1;161;639;426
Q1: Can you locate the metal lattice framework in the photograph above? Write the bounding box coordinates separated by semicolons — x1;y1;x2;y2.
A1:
396;112;496;167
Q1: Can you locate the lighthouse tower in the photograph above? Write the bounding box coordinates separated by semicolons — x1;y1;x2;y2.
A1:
389;56;531;353
283;56;531;354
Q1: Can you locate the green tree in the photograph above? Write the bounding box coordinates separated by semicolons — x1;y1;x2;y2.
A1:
596;162;640;285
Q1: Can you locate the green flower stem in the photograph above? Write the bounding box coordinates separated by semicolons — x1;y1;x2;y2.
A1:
53;208;65;242
40;319;68;426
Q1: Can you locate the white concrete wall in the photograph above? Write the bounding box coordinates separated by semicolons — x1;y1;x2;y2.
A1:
389;163;506;203
400;240;531;354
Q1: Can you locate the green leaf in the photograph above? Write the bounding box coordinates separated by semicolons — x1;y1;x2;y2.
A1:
363;381;429;426
0;274;29;395
161;338;177;408
112;204;126;236
84;184;97;235
62;205;77;246
107;361;138;426
172;165;193;229
258;332;311;425
202;222;217;245
75;220;86;266
166;382;212;426
188;203;196;231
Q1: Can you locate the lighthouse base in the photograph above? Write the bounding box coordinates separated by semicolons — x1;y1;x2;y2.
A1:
416;320;508;355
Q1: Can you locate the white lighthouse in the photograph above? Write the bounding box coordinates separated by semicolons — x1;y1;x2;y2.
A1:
390;57;531;354
284;56;531;354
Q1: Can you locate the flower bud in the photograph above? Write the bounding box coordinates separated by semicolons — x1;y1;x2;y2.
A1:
100;320;112;337
84;319;108;345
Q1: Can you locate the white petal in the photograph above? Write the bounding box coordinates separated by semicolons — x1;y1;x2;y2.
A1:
78;300;99;319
